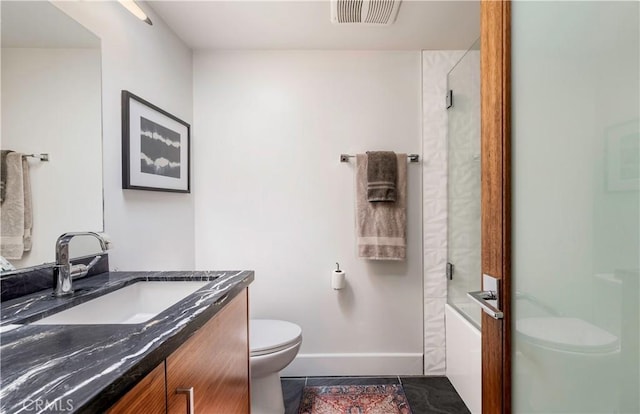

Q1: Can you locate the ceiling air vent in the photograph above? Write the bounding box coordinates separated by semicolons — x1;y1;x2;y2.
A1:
331;0;402;25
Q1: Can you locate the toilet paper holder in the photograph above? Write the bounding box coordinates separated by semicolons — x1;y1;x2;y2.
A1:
332;262;346;290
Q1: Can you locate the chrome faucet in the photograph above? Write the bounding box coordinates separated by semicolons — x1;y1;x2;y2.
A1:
53;232;109;296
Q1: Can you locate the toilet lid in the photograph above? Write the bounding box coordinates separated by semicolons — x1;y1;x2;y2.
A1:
516;317;619;353
250;319;302;356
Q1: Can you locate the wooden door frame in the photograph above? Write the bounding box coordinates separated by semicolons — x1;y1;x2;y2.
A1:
481;0;511;413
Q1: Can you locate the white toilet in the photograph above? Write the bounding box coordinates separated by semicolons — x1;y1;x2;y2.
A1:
250;319;302;414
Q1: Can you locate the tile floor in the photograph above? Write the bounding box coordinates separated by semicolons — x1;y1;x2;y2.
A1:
281;376;470;414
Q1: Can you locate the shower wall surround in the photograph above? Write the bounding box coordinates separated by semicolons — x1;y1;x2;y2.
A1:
422;50;464;375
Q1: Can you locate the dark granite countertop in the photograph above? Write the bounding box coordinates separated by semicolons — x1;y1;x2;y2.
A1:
0;270;254;414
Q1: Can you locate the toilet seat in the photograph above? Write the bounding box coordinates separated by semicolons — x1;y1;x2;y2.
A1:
516;317;619;353
250;319;302;357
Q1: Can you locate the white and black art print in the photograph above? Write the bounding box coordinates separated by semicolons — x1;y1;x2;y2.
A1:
140;117;181;178
122;91;190;192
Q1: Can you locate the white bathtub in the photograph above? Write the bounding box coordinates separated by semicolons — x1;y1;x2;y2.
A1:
445;303;481;414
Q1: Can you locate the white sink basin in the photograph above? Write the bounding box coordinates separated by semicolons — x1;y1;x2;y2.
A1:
31;281;209;325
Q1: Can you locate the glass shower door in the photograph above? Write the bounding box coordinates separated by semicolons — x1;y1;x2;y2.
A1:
446;39;481;327
512;2;639;412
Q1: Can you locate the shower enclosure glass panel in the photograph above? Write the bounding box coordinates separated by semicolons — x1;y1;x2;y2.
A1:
446;38;481;328
513;2;639;412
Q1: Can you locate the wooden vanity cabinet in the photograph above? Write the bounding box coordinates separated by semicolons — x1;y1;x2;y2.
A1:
167;290;250;413
107;362;166;414
108;289;250;414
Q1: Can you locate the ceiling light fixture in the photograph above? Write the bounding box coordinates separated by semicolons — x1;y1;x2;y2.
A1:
118;0;153;25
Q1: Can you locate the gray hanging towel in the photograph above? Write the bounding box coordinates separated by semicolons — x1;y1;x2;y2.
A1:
0;150;13;204
356;153;407;260
1;152;32;259
366;151;397;202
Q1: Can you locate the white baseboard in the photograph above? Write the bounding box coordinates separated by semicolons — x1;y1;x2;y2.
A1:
281;353;424;377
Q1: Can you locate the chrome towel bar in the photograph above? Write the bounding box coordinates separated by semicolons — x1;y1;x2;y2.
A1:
340;153;419;163
23;153;49;161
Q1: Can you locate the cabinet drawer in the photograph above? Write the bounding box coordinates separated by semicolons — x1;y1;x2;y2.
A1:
167;289;249;414
107;362;166;414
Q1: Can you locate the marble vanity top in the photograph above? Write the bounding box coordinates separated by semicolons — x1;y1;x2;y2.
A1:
0;270;254;413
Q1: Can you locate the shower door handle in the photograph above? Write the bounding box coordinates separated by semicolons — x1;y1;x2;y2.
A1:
467;290;504;319
467;274;504;320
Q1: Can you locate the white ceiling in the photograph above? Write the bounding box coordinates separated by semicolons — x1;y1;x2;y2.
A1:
147;1;480;50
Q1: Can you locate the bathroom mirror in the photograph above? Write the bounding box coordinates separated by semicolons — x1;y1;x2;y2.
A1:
1;1;104;271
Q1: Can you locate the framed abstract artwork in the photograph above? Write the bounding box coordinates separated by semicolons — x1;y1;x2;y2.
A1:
122;90;190;193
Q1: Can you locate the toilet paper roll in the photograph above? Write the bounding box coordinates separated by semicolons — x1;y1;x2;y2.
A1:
332;270;346;290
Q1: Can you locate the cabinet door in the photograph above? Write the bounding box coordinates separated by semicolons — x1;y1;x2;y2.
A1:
108;362;166;414
167;289;249;414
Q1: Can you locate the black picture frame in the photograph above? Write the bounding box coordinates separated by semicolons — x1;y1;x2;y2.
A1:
121;90;190;193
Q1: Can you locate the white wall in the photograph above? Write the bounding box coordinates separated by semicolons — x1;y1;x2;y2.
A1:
194;51;423;375
53;2;194;270
2;48;102;267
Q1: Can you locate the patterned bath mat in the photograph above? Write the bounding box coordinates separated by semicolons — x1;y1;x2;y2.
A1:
298;384;413;414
